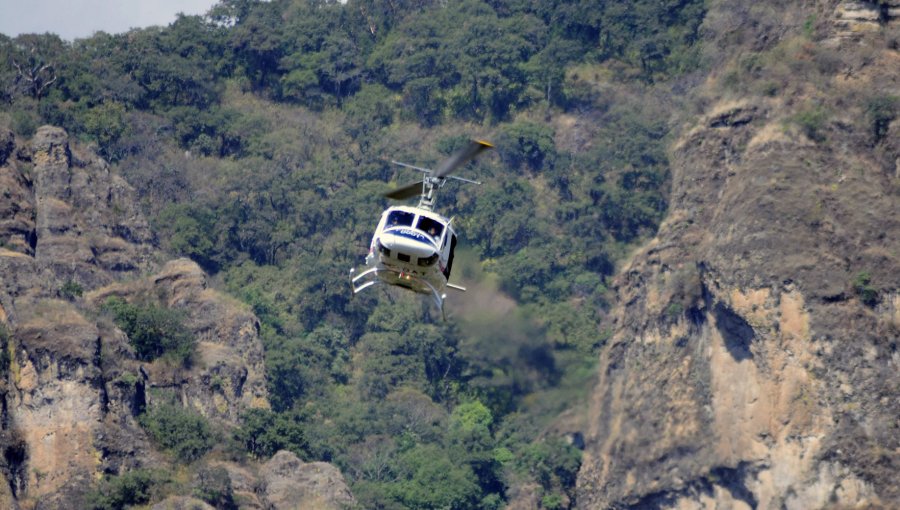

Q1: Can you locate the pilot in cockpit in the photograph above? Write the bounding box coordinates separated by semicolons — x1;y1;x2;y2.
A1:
416;216;443;240
387;210;414;228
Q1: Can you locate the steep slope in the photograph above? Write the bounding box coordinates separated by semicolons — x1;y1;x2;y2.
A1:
576;2;899;509
0;126;278;508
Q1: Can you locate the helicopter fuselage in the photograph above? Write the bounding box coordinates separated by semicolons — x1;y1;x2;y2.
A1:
359;205;458;300
349;139;491;316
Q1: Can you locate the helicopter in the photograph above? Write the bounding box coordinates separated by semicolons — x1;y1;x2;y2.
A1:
350;139;493;317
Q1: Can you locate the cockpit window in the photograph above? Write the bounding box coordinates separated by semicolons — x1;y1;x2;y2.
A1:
416;216;444;239
386;210;415;227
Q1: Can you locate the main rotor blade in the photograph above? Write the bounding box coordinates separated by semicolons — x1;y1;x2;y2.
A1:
433;140;493;178
384;180;424;200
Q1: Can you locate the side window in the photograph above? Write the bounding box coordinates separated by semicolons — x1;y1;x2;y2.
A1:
387;210;414;227
416;217;444;238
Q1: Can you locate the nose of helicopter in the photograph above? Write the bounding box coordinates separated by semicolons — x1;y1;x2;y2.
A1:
379;231;436;259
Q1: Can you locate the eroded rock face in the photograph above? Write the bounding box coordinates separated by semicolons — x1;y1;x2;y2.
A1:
208;461;265;509
0;129;35;257
88;258;269;422
29;126;155;288
576;75;899;510
2;300;152;508
0;126;278;507
259;451;357;510
0;126;162;505
833;0;900;39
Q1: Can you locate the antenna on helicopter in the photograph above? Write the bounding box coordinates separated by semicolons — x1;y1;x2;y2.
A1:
384;140;493;211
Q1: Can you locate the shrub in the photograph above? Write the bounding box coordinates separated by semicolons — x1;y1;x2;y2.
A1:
59;280;84;300
234;408;308;459
853;271;878;307
102;297;195;364
865;95;898;143
84;469;159;510
497;122;557;171
542;493;565;510
516;438;582;498
139;403;215;462
792;106;829;143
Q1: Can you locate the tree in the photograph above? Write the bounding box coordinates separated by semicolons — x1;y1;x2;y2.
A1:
80;101;128;159
139;403;216;462
84;469;160;510
235;408;309;459
387;444;481;510
158;204;221;271
8;34;64;100
516;438;582;504
865;94;898;143
496;122;556;171
102;297;195;364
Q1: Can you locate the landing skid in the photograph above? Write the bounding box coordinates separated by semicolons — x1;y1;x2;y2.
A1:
350;266;447;320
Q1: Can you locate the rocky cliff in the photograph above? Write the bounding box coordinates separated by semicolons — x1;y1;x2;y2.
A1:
0;125;158;508
576;2;899;509
0;126;352;509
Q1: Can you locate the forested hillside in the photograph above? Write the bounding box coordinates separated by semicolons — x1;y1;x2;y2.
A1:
1;0;707;508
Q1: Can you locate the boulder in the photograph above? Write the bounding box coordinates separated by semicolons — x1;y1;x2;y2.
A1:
259;451;356;510
151;496;215;510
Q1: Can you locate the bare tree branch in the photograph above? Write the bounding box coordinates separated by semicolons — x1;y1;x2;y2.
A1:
10;57;57;100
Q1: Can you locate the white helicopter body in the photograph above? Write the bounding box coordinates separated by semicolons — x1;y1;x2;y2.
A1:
350;140;492;316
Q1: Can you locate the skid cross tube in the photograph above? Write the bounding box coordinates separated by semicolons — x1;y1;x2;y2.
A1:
350;266;447;319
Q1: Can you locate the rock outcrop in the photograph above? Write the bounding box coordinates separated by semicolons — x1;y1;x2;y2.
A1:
30;126;155;287
833;0;900;39
0;126;277;507
189;453;357;510
0;126;161;507
151;496;216;510
258;451;357;510
575;8;900;509
87;258;269;422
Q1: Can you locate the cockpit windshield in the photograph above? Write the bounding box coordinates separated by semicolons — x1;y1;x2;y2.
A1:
416;216;444;239
386;210;415;227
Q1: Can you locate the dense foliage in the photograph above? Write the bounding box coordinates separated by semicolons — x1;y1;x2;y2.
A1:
84;469;161;510
0;0;707;507
102;297;195;364
138;402;217;462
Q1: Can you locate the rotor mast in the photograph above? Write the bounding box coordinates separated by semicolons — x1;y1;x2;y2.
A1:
417;175;443;211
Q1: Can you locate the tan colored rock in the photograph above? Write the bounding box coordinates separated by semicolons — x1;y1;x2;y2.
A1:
836;1;881;22
0;129;35;256
28;126;155;289
577;83;899;507
209;461;265;509
259;451;356;510
0;126;274;509
833;0;890;37
151;496;215;510
153;259;269;420
87;258;269;423
505;483;541;510
8;301;107;503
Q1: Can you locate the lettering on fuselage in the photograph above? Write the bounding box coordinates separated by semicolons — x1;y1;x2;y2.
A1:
391;228;435;245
